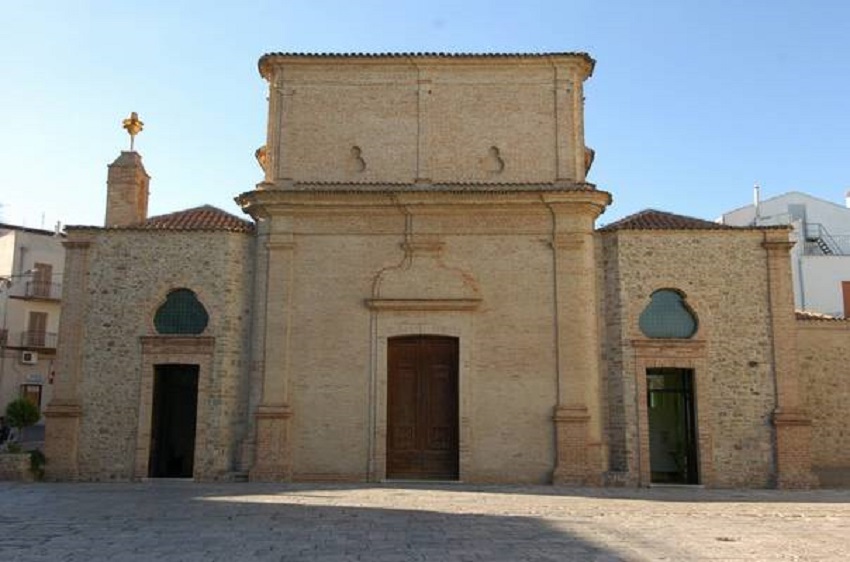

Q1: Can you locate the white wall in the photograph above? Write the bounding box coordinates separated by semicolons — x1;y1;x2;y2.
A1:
722;192;850;316
800;257;850;316
0;227;65;422
722;192;850;233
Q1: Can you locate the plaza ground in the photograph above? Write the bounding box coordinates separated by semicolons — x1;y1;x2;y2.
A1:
0;482;848;561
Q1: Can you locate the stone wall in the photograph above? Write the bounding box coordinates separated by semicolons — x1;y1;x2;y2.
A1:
69;229;254;481
0;453;33;481
798;318;850;487
602;229;779;487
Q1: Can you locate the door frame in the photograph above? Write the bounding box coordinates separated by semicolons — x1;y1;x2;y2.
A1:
148;363;200;478
135;336;214;480
646;367;699;484
368;315;475;482
632;339;713;486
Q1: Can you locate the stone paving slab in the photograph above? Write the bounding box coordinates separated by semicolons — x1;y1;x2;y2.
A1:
0;482;848;561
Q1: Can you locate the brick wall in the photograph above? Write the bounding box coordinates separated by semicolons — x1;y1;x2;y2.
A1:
262;55;592;186
269;197;563;483
798;318;850;487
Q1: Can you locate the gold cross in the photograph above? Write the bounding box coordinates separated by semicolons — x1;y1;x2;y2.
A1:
122;112;144;151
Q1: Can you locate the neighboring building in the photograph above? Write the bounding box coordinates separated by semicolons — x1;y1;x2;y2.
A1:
721;191;850;317
43;52;849;488
0;223;65;433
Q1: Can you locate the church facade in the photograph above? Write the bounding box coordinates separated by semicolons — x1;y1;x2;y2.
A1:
44;53;849;488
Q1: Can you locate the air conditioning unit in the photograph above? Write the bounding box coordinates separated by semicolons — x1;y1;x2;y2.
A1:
20;351;38;365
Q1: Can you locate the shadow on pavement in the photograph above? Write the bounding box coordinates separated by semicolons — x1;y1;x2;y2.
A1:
0;482;638;561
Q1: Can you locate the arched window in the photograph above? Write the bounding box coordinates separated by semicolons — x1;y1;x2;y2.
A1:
154;289;209;335
638;289;698;339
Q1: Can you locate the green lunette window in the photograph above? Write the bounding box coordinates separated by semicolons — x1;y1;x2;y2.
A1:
154;289;209;335
638;289;697;339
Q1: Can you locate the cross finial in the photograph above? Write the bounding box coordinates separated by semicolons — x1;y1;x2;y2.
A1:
122;112;144;151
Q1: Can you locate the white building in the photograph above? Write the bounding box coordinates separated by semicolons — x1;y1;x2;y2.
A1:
721;190;850;317
0;223;65;430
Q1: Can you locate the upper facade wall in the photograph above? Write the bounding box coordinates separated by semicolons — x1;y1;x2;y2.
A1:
259;55;593;186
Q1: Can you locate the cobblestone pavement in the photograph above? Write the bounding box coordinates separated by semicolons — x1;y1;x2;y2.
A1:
0;482;848;561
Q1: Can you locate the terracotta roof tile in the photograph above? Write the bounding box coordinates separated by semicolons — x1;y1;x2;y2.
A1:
116;205;255;233
599;209;743;232
259;52;596;78
261;51;593;60
796;310;846;321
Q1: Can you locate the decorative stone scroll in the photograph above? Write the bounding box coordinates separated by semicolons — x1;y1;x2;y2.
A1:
485;146;505;174
350;145;367;173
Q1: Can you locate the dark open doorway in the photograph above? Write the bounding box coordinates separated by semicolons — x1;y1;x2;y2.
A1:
387;335;459;480
647;367;699;484
148;364;199;478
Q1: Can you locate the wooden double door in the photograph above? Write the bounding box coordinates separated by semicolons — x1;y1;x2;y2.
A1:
387;336;459;480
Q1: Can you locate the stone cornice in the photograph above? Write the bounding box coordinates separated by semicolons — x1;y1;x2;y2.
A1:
762;239;796;254
237;188;613;219
259;52;595;81
248;180;599;193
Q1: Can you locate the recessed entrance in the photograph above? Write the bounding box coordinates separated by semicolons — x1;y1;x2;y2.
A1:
647;367;699;484
386;335;459;480
148;364;199;478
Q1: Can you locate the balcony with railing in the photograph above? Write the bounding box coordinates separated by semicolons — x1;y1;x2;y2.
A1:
9;281;63;301
4;330;59;351
6;280;62;301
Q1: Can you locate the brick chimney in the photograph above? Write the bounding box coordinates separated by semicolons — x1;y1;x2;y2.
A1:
105;151;149;227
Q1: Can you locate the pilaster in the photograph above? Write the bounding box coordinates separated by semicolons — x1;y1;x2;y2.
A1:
416;72;432;183
250;230;296;481
43;235;91;480
554;71;577;182
763;232;816;488
546;193;610;485
570;77;587;183
553;62;591;183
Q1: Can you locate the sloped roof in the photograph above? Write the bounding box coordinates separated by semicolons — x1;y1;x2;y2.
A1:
598;209;740;232
0;223;65;237
137;205;254;233
63;205;256;233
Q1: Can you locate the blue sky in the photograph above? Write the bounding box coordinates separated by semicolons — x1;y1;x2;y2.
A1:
1;1;848;228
